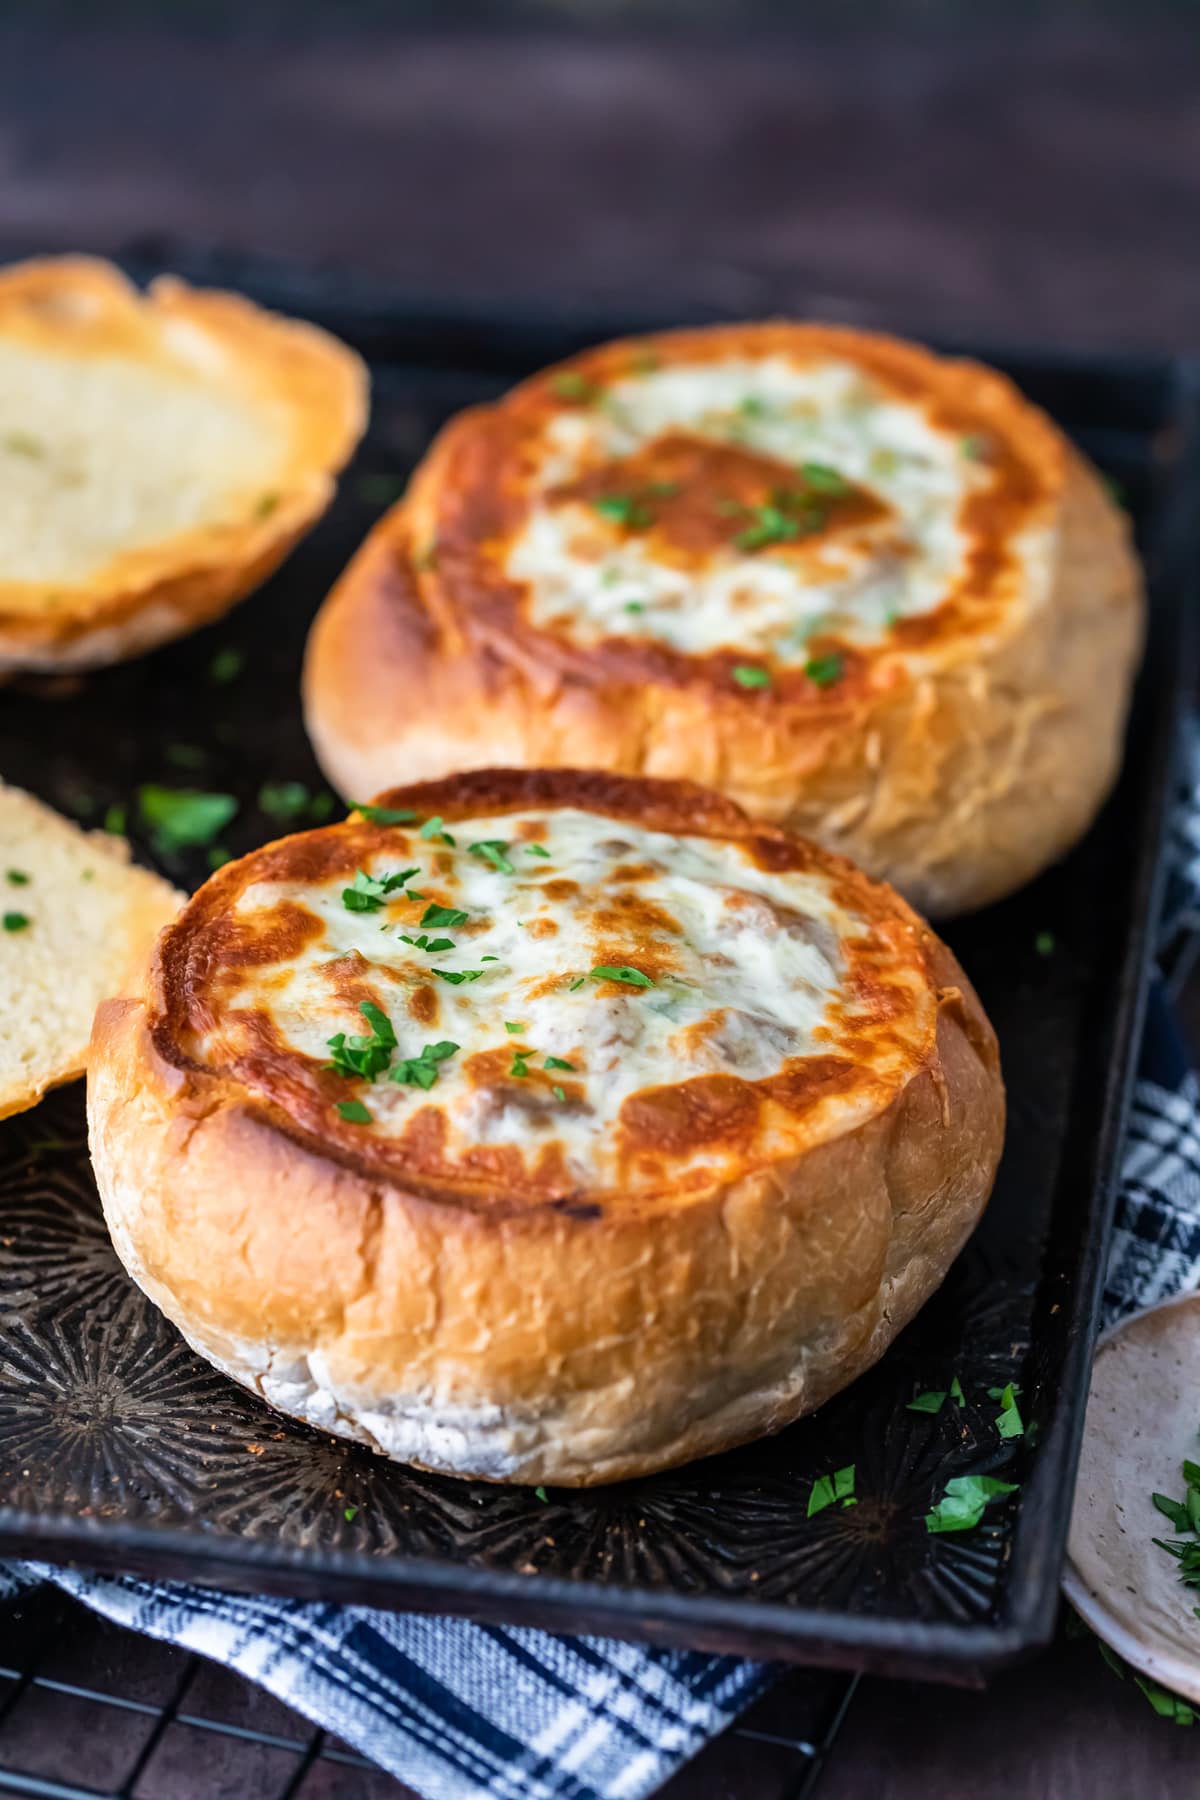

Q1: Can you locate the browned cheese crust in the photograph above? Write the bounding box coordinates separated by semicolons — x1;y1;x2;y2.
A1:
88;768;1004;1485
303;321;1143;916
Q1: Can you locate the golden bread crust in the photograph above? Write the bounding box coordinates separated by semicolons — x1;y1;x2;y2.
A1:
0;256;368;669
303;320;1142;916
87;769;1003;1485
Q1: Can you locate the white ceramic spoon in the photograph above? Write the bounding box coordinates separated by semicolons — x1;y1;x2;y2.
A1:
1064;1289;1200;1701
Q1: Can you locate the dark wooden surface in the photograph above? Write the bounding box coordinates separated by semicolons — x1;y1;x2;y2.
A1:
1;12;1197;1796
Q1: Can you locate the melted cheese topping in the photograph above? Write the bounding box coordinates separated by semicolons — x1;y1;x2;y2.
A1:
505;354;1044;661
0;340;287;590
188;805;934;1196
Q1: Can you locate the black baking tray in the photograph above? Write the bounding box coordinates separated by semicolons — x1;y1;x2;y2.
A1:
0;252;1194;1682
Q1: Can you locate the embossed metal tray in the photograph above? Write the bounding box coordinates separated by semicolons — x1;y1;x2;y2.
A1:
0;256;1194;1679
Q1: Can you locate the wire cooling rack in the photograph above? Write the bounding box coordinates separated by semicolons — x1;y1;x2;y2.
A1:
0;1587;857;1799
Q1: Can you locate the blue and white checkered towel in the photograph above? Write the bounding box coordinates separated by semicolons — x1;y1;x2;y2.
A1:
3;722;1199;1800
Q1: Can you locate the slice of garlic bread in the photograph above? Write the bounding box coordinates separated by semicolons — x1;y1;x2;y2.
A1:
0;783;181;1118
0;256;367;670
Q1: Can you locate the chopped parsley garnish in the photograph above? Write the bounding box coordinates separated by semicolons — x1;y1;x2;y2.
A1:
624;601;646;615
354;803;419;826
391;1039;459;1090
421;902;469;929
593;493;653;529
737;395;767;419
210;647;244;685
925;1473;1018;1533
950;1375;966;1406
5;870;29;885
356;472;407;507
344;1504;360;1522
342;867;419;913
510;1052;531;1078
1153;1492;1192;1531
800;462;852;496
805;652;844;687
544;1056;575;1072
505;1022;526;1035
470;840;515;874
3;912;29;932
526;844;551;859
735;504;799;552
399;934;456;953
419;815;456;846
589;965;654;988
993;1383;1024;1439
906;1390;947;1414
166;743;206;771
337;1100;372;1124
552;1086;567;1103
1035;931;1056;957
325;1001;397;1082
104;803;127;835
138;786;238;855
433;968;487;986
732;664;771;690
258;781;312;825
568;976;586;991
807;1465;856;1517
552;371;597;404
1134;1675;1196;1725
534;1485;550;1502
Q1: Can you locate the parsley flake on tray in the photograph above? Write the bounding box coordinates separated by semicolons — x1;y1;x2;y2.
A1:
137;786;238;856
925;1474;1018;1534
905;1390;947;1414
807;1465;856;1518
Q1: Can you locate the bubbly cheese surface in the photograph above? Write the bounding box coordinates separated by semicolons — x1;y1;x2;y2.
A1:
504;354;1047;662
0;340;287;590
181;803;935;1197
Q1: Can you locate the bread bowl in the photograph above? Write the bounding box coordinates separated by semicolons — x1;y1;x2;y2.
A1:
303;320;1143;917
87;767;1003;1486
0;256;367;670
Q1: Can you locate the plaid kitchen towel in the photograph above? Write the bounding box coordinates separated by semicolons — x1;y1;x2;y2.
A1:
2;719;1198;1799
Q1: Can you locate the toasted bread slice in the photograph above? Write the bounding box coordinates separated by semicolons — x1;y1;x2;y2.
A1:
0;256;367;670
0;783;181;1118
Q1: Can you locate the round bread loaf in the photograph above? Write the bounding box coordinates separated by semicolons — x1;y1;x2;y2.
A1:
304;321;1142;917
0;256;367;670
88;768;1004;1486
